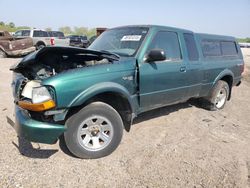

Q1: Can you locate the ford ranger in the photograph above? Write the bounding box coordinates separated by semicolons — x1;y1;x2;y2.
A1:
11;25;244;159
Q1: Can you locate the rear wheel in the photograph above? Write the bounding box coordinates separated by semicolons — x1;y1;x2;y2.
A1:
36;43;45;50
64;102;124;159
203;80;229;111
0;49;7;58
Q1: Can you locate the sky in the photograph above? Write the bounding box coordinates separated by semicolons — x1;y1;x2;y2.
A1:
0;0;250;38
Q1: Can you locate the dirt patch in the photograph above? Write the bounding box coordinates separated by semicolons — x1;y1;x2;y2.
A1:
242;48;250;82
0;49;250;187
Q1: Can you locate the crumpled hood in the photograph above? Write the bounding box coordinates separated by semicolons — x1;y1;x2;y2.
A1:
10;46;120;71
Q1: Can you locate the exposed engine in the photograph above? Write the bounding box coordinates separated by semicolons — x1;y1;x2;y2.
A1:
21;52;110;80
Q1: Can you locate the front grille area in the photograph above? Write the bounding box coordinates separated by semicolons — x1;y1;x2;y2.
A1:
17;79;28;100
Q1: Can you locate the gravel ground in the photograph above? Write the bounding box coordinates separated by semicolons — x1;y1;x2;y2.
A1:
0;49;250;188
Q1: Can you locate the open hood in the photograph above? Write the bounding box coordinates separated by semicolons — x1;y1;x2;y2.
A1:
10;46;120;71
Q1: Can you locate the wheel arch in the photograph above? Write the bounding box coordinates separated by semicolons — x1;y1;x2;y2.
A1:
65;82;136;132
35;41;46;48
213;69;234;100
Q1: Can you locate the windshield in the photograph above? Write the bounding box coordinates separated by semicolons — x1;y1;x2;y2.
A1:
89;27;149;57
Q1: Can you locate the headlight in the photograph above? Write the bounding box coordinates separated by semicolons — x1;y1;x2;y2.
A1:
18;84;56;111
32;86;52;103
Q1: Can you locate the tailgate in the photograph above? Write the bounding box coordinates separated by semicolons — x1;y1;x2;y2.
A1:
54;38;70;46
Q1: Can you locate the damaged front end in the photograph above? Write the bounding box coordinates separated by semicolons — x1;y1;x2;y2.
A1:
10;46;120;144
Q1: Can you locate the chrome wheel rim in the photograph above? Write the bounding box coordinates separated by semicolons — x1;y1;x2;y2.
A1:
77;115;113;151
215;87;227;108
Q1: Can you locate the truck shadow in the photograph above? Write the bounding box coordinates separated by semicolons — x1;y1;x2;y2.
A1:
133;99;200;125
10;99;202;159
12;137;58;159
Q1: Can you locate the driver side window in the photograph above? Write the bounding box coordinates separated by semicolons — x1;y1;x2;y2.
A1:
148;31;182;60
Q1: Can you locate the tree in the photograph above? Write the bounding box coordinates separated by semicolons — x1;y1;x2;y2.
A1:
0;21;5;26
74;27;88;36
9;22;15;28
58;26;72;35
86;28;96;38
45;27;52;31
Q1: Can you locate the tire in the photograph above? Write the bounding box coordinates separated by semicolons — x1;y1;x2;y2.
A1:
64;102;124;159
203;80;230;111
0;49;7;58
36;43;45;50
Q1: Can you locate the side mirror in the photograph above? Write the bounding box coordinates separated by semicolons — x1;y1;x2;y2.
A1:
145;49;166;62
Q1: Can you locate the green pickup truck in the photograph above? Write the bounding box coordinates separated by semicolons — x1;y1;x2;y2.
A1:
11;25;244;159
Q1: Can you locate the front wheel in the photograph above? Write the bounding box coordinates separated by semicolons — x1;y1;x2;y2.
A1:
0;49;7;58
64;102;124;159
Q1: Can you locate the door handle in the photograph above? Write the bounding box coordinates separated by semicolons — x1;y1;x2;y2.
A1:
180;66;186;72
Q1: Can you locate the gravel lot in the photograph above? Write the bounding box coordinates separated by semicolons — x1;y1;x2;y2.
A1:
0;49;250;188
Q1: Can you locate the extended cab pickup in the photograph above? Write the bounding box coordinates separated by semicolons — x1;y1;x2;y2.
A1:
11;25;244;159
0;31;35;58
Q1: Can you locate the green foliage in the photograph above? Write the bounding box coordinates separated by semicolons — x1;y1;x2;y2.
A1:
8;22;15;28
0;20;97;38
86;28;96;38
74;27;88;35
45;27;52;31
237;38;250;43
0;21;30;32
58;26;72;35
63;26;96;38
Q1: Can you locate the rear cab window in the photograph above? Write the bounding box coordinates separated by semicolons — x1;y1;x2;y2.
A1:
183;33;199;61
49;31;65;38
221;41;238;56
147;31;182;61
33;30;49;37
202;40;221;57
201;39;238;58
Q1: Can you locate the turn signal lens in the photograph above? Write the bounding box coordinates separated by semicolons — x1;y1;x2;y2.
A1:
18;100;56;111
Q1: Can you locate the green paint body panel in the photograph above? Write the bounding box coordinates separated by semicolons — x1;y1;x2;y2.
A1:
12;25;244;144
42;57;138;111
14;106;66;144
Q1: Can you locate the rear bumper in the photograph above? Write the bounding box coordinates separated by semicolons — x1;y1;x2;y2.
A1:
14;105;66;144
7;46;36;56
69;42;83;47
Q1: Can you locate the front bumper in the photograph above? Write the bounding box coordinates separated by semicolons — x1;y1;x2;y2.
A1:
14;105;66;144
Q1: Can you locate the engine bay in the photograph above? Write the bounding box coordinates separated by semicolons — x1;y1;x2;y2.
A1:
20;52;111;80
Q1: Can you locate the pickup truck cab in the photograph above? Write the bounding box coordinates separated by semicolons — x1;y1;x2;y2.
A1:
0;30;35;58
11;25;244;159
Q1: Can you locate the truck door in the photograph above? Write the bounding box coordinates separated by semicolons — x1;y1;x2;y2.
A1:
139;31;189;111
182;33;202;99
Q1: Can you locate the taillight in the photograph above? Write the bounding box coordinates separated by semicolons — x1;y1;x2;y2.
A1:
50;38;55;45
9;43;13;50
